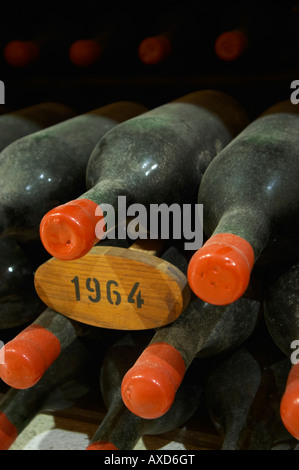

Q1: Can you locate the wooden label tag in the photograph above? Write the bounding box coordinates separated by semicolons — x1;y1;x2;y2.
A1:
34;245;191;330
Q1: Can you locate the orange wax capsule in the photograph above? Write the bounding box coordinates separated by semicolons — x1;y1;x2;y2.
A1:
69;39;103;67
215;30;248;61
4;40;40;67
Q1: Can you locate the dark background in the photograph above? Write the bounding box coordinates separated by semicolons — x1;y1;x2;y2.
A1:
1;0;298;118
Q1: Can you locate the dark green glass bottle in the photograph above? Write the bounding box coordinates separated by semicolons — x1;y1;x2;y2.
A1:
264;259;299;441
188;100;299;306
39;89;249;261
0;101;147;241
121;290;260;420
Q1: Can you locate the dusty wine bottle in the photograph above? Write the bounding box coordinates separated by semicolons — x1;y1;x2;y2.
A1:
0;339;92;450
264;260;299;358
187;100;299;306
0;308;87;390
205;345;291;450
263;259;299;440
69;7;138;67
39;89;250;261
85;333;202;450
121;292;260;419
0;100;147;241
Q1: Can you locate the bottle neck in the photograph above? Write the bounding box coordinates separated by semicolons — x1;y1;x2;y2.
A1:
151;299;205;370
151;296;260;370
212;206;271;260
91;394;146;450
79;180;131;240
208;347;287;450
32;308;88;351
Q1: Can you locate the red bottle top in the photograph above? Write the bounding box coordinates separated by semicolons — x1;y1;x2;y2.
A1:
39;199;104;260
121;342;185;419
69;39;103;67
280;362;299;440
187;233;255;305
138;35;172;65
4;40;40;67
0;324;61;389
214;29;248;61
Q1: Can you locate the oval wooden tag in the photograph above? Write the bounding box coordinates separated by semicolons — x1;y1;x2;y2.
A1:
34;245;191;330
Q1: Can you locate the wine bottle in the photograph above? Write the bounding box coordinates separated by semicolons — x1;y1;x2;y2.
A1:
39;89;250;261
85;333;202;450
137;2;217;69
205;345;291;450
0;101;77;325
0;338;93;450
121;292;260;419
0;308;80;390
263;259;299;440
0;235;47;329
0;102;76;152
187;99;299;306
0;100;147;242
0;306;124;390
69;7;139;68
